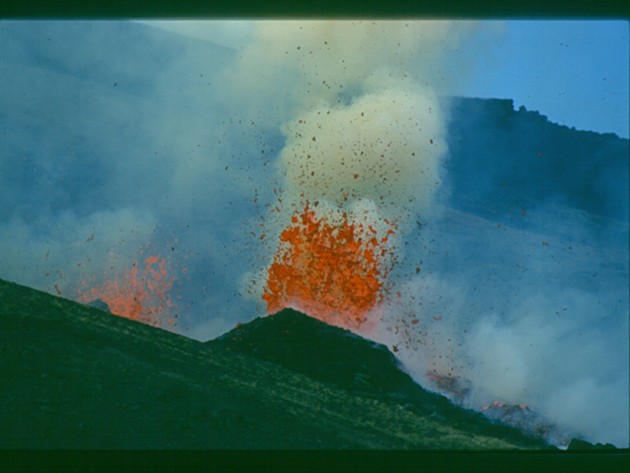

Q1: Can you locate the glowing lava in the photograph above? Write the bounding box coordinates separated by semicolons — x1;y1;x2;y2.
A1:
78;255;176;328
262;201;395;330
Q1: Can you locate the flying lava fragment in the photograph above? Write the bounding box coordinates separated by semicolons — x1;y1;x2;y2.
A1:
262;201;395;330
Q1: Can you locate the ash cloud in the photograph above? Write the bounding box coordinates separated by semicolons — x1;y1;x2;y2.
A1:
0;20;262;333
278;87;445;220
0;20;627;448
374;205;628;447
225;20;469;220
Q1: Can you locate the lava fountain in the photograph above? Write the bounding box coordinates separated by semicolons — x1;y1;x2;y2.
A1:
262;200;396;331
77;254;177;328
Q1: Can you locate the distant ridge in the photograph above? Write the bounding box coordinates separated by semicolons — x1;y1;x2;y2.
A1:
444;96;629;222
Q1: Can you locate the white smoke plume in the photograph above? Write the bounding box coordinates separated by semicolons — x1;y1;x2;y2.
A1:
278;88;445;219
225;20;468;218
368;205;628;447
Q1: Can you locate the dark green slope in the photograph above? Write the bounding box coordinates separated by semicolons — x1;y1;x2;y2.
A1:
1;278;550;449
212;309;550;449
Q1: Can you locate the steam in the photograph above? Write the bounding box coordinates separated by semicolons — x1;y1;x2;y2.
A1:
0;208;157;294
370;205;629;447
226;20;460;221
279;88;445;218
0;20;261;331
228;21;463;314
223;20;472;122
0;20;627;448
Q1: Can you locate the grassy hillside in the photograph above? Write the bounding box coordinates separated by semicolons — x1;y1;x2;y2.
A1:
213;310;553;449
0;278;552;449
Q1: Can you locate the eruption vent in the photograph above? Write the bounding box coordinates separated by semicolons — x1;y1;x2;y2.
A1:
251;22;451;333
263;201;396;330
77;254;176;328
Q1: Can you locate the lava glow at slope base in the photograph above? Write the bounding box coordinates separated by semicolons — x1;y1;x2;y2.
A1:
263;201;396;331
77;254;177;328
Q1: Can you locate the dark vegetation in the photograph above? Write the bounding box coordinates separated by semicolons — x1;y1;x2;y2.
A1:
2;277;555;449
213;309;552;449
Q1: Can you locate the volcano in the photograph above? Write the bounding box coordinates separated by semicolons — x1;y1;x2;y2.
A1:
213;309;554;448
0;277;574;450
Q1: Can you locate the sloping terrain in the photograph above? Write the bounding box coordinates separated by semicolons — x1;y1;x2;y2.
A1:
1;278;552;449
444;96;629;222
212;309;550;449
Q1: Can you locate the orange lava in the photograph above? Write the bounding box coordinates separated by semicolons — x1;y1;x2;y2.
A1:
78;255;176;328
263;201;395;330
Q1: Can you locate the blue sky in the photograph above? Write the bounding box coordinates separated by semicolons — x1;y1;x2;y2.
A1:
461;20;629;138
143;20;629;138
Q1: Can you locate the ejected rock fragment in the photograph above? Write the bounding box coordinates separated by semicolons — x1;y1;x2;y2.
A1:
88;298;111;313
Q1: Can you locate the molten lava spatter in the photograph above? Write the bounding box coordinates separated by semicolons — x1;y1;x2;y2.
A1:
78;255;176;328
263;201;395;330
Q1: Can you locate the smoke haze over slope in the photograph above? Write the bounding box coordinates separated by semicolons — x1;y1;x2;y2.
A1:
0;20;627;447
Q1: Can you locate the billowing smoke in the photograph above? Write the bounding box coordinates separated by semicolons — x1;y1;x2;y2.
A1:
221;20;473;124
231;21;628;448
370;204;628;447
0;208;157;293
230;21;463;310
228;21;466;316
278;87;445;219
0;20;627;448
225;21;461;219
0;20;263;337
